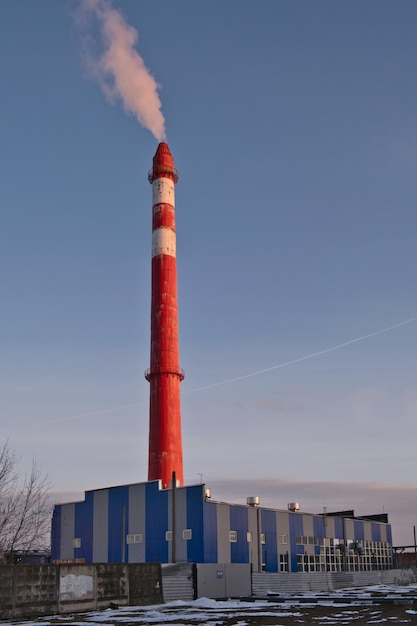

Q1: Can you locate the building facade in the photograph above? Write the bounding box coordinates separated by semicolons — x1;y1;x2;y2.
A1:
51;480;393;573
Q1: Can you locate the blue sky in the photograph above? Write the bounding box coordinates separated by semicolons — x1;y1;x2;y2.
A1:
1;1;417;544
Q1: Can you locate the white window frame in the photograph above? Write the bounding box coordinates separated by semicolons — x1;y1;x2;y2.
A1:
126;533;143;544
183;529;192;540
72;538;81;549
229;530;238;542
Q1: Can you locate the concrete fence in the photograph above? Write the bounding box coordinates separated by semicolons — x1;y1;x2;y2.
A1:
0;563;162;620
1;563;416;619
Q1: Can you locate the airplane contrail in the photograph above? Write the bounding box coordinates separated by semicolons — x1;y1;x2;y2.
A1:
184;315;417;394
45;315;417;423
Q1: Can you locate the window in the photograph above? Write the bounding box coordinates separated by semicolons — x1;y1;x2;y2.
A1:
126;533;143;544
297;554;305;572
295;535;309;544
72;538;81;549
279;553;289;572
247;531;253;542
166;531;172;541
260;533;266;544
278;534;288;545
229;530;238;542
183;529;192;540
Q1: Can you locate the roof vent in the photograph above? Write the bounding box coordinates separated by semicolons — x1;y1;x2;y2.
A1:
247;496;260;507
288;502;300;512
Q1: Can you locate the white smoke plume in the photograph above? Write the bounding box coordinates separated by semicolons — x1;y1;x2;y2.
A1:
78;0;166;140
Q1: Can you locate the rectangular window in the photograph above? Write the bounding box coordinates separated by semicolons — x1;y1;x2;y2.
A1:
260;533;266;544
247;531;253;542
166;531;172;541
183;529;192;540
297;554;305;572
72;538;81;549
278;534;288;544
279;553;289;572
229;530;238;542
126;533;143;544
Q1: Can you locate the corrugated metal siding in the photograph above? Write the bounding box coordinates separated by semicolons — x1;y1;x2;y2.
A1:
252;569;417;595
93;490;109;563
127;484;146;563
354;520;365;541
345;519;354;540
146;482;169;563
168;487;188;563
372;522;382;542
252;572;312;595
161;563;195;602
248;507;258;568
74;492;94;563
334;517;343;538
186;486;204;563
230;506;249;564
60;503;75;560
51;507;61;562
203;501;218;563
261;509;278;572
108;486;129;563
216;503;231;564
51;481;394;570
288;512;303;573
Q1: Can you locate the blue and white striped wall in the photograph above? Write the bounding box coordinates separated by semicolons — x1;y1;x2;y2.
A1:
52;481;205;564
51;480;392;572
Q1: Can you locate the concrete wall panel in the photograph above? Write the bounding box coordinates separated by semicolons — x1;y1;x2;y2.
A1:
12;565;57;619
129;563;162;605
96;563;128;607
59;564;95;612
0;565;13;618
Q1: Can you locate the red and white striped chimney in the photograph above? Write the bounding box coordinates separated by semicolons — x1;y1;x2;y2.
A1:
145;142;184;488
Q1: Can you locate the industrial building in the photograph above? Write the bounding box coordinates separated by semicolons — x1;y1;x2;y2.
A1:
51;480;392;572
50;143;394;574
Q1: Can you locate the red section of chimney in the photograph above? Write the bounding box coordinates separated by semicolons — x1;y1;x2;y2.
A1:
148;142;179;184
146;143;184;488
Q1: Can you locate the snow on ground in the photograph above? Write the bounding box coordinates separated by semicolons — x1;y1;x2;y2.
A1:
4;584;417;626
